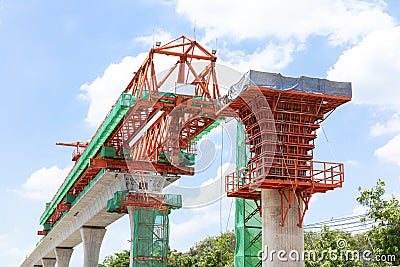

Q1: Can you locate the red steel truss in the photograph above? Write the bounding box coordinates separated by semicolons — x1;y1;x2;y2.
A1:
42;36;221;228
225;86;350;227
130;98;219;166
106;36;219;154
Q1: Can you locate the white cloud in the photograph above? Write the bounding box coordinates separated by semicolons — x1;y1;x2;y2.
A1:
13;165;71;201
79;54;148;127
0;233;32;267
133;28;173;47
327;26;400;107
176;0;394;45
221;42;296;72
374;134;400;166
200;162;235;187
370;112;400;137
327;26;400;166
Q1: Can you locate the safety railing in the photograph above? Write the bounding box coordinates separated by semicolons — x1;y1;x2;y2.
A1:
225;157;344;194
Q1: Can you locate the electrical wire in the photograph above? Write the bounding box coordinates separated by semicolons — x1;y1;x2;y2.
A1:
219;121;225;267
321;124;338;163
303;213;381;234
226;198;234;232
220;121;224;235
305;219;375;231
304;214;368;227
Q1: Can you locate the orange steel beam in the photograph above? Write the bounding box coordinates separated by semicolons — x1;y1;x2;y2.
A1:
89;158;194;176
56;142;89;148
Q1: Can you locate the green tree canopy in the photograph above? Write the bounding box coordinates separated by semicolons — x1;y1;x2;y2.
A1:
357;179;400;265
99;232;235;267
99;250;130;267
304;226;371;267
168;231;235;267
99;179;399;267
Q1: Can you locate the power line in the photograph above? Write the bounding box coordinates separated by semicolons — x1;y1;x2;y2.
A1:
304;213;381;234
226;198;234;232
304;214;368;228
305;219;374;230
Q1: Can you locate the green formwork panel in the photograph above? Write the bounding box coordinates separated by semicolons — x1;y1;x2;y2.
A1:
178;151;195;166
157;151;169;163
164;194;182;209
138;89;150;100
132;208;169;267
43;224;51;231
40;92;136;225
101;146;117;158
153;92;176;104
64;194;75;204
235;123;262;267
235;198;262;267
158;150;195;166
106;199;115;212
106;191;129;212
121;148;132;156
120;92;134;106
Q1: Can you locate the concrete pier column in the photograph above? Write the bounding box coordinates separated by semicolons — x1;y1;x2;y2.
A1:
41;258;56;267
55;247;74;267
127;206;136;267
261;189;304;267
80;226;107;267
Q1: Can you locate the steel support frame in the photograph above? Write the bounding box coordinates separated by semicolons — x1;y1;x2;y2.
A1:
226;87;350;228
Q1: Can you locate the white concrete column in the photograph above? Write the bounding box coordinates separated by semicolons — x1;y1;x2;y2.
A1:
261;189;304;267
127;206;136;267
55;247;73;267
80;226;107;267
41;258;56;267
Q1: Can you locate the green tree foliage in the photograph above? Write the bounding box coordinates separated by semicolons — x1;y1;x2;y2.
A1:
304;179;400;267
99;180;399;266
304;226;369;267
168;231;235;267
357;179;400;265
99;232;235;267
99;249;130;267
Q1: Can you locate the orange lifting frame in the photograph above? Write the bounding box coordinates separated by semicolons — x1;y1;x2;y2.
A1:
42;36;221;228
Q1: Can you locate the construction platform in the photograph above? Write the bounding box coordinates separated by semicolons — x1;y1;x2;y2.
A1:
224;70;351;226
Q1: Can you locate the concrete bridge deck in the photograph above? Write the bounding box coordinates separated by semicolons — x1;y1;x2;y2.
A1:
21;171;127;267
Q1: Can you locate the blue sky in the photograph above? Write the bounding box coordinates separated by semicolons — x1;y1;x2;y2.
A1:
1;0;400;266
